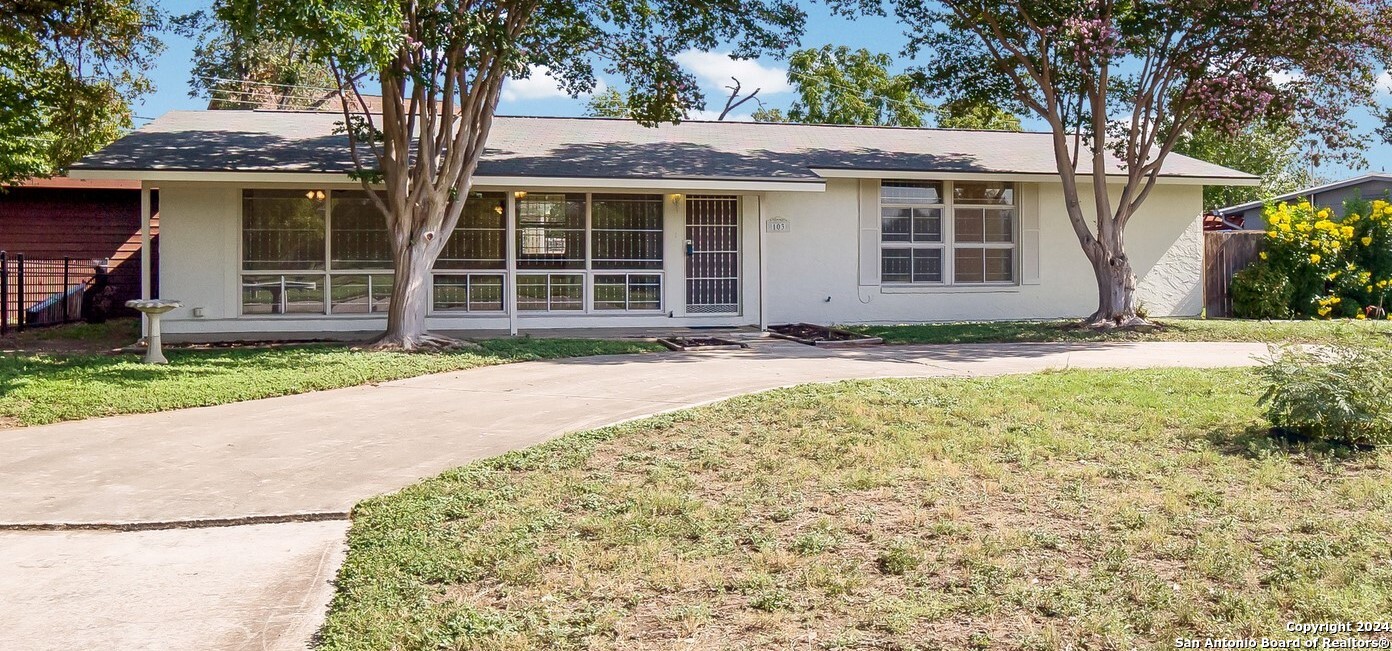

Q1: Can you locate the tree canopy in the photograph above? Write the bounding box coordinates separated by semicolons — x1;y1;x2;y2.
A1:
174;1;336;110
934;98;1022;131
1175;121;1316;212
0;0;163;183
754;45;931;126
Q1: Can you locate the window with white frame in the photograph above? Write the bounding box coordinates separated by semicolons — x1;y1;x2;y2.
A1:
880;180;1016;285
242;190;328;314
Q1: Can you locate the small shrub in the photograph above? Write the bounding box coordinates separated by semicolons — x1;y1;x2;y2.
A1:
876;540;921;576
1230;260;1294;319
1257;346;1392;447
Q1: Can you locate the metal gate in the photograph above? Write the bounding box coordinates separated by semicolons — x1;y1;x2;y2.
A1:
0;252;95;334
685;196;740;314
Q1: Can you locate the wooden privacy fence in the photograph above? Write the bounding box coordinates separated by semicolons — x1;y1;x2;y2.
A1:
1203;231;1266;317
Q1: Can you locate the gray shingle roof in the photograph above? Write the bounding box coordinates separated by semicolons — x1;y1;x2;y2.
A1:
73;110;1255;183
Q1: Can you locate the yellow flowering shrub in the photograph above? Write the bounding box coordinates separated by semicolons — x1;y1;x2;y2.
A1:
1253;199;1392;318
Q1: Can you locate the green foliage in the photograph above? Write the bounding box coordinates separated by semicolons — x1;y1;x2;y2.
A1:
584;87;632;119
1259;199;1392;318
770;45;932;126
934;99;1021;131
1175;121;1316;211
173;1;336;110
1229;261;1294;319
0;0;163;182
1258;346;1392;447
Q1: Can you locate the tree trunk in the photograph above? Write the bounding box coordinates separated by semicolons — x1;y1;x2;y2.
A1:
371;239;460;350
1083;244;1145;328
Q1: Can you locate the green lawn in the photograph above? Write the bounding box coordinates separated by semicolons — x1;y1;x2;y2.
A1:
0;336;661;427
850;318;1392;348
320;368;1392;650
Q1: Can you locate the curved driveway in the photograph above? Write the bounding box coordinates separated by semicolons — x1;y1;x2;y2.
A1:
0;340;1271;650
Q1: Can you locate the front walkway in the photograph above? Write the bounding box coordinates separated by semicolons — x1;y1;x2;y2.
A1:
0;341;1271;650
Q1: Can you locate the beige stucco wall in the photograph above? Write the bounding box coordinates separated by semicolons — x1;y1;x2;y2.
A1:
759;178;1203;324
154;177;1202;339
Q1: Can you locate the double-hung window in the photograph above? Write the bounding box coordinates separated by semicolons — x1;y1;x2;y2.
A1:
880;180;1017;286
880;181;945;283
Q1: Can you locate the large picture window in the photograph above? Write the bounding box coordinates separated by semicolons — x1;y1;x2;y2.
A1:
880;180;1016;286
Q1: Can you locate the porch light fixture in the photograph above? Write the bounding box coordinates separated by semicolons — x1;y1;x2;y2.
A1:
514;191;527;199
305;190;326;201
670;193;682;206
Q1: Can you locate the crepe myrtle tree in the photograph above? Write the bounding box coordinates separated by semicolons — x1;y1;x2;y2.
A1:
847;0;1392;327
253;0;804;349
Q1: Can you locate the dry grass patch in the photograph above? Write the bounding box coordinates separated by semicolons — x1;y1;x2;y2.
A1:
321;368;1392;650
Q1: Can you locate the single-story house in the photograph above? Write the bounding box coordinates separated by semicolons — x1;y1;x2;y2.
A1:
68;110;1255;341
1214;172;1392;231
0;176;159;325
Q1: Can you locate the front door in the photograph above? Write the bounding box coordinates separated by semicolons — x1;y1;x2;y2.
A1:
685;195;740;314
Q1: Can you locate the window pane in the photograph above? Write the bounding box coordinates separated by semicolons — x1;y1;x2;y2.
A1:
955;208;985;243
517;193;586;269
912;249;943;282
438;192;507;270
243;190;325;270
912;208;942;242
954;248;986;283
516;275;549;311
881;207;911;242
594;274;662;311
432;276;470;312
330;191;391;269
433;274;504;312
953;181;1014;205
549;274;584;310
881;248;911;283
469;274;504;311
985;249;1014;282
517;274;583;311
592;194;663;270
330;275;370;313
983;209;1014;243
881;180;943;205
241;274;324;314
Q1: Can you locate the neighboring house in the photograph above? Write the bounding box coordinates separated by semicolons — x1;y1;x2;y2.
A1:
1214;172;1392;231
68;110;1254;342
0;177;159;319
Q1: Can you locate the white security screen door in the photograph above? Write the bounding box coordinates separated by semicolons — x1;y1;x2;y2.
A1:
684;195;740;314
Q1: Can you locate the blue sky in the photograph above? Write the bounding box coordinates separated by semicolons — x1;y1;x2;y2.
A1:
139;0;1386;179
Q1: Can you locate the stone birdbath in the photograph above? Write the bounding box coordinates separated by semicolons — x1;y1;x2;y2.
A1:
125;299;182;364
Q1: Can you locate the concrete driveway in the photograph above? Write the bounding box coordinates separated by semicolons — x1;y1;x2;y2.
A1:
0;340;1272;650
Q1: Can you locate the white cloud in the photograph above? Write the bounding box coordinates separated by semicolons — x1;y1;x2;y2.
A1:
1268;70;1302;86
674;50;792;95
1378;71;1392;94
501;65;606;102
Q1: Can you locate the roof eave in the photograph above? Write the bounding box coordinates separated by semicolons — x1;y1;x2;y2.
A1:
67;168;828;193
809;167;1260;186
